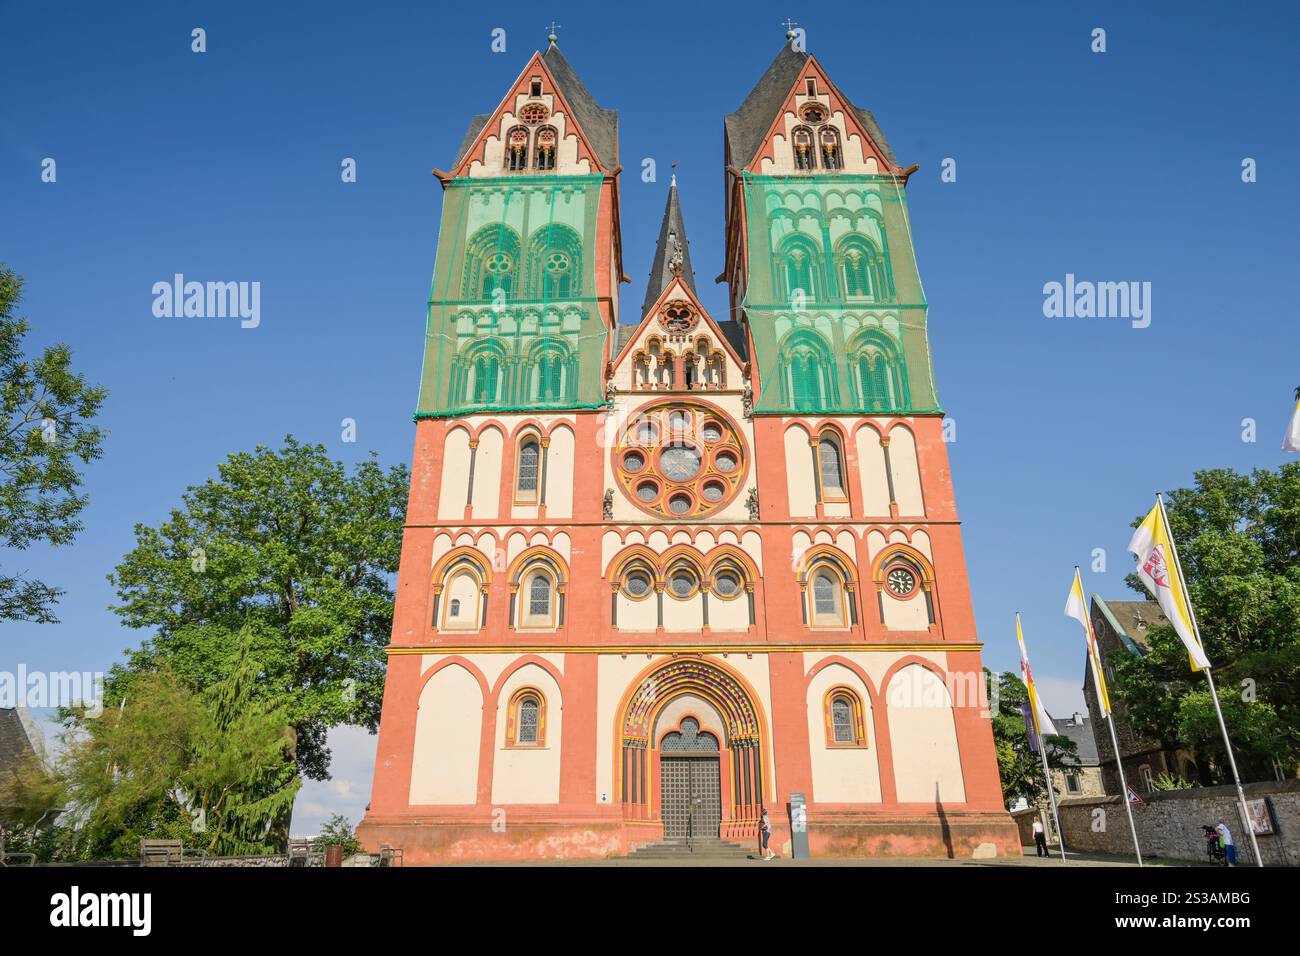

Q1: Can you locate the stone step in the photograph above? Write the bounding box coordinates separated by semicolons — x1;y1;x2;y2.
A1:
628;839;756;859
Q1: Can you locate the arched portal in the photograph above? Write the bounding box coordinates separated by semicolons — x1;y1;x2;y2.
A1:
615;656;767;841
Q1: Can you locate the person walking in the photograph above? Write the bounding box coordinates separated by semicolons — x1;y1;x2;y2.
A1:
760;807;775;861
1032;817;1049;858
1215;821;1237;866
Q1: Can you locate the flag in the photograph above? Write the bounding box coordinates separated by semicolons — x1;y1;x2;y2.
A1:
1016;614;1057;737
1064;568;1110;716
1127;499;1212;671
1019;700;1040;753
1284;392;1300;453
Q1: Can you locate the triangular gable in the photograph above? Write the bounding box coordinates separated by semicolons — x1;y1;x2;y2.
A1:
746;56;896;174
611;275;747;372
449;51;608;177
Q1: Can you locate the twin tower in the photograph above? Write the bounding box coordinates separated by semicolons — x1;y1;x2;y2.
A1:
359;37;1016;862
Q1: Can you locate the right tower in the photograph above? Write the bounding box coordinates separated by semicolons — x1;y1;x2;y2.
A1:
722;38;1016;856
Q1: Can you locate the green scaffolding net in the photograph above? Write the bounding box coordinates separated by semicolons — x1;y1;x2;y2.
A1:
740;172;941;416
416;175;608;417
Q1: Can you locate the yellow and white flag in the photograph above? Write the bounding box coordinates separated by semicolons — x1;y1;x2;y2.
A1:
1064;568;1110;717
1284;393;1300;453
1016;614;1057;737
1127;500;1212;671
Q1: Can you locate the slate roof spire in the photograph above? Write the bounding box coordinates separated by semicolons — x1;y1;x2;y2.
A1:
641;175;697;317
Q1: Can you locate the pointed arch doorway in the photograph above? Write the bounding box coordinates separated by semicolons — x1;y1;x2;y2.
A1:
616;656;768;843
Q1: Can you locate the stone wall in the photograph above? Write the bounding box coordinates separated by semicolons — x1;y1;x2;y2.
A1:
1055;778;1300;866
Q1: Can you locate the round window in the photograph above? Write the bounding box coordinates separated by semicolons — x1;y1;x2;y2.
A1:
660;444;701;481
625;571;651;598
670;571;695;597
613;402;745;518
714;572;740;597
887;567;917;596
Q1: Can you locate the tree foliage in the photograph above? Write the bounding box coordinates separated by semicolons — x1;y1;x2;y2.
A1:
104;436;408;849
988;669;1079;810
4;643;299;861
1113;466;1300;781
0;265;106;622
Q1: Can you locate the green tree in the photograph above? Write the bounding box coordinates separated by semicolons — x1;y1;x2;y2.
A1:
106;437;407;849
1113;465;1300;781
7;645;300;861
988;669;1079;810
0;265;106;622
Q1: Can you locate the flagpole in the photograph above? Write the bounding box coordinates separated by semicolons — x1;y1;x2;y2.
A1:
1103;710;1143;866
1157;493;1264;867
1037;723;1067;863
1076;566;1143;867
1018;612;1066;862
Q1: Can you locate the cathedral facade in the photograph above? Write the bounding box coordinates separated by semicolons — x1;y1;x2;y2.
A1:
358;36;1018;862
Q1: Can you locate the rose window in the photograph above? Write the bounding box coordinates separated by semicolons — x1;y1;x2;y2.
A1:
614;402;746;518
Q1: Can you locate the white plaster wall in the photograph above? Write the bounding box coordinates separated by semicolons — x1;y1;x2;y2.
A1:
438;428;472;520
491;662;563;804
471;427;503;520
887;663;966;803
805;663;881;803
888;424;925;517
855;425;890;516
409;663;482;805
784;423;816;517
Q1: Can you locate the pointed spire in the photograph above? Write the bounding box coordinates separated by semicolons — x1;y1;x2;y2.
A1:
641;176;697;317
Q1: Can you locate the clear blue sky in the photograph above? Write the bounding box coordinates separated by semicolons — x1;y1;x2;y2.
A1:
3;1;1297;832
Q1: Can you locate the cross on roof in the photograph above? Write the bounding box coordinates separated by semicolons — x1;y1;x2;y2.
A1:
782;18;799;35
546;21;562;41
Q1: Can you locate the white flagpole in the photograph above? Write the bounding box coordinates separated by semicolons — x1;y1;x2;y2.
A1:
1019;612;1066;862
1157;493;1263;867
1103;709;1143;866
1036;725;1067;863
1077;567;1143;867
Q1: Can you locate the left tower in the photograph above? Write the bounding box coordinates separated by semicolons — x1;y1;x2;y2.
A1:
358;39;624;860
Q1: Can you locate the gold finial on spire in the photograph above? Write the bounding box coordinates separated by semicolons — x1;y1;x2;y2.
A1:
782;18;799;40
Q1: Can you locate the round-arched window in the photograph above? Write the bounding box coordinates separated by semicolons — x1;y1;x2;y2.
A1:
613;402;745;518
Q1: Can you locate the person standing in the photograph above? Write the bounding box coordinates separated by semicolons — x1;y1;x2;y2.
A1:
1032;817;1049;858
760;807;775;861
1215;821;1237;866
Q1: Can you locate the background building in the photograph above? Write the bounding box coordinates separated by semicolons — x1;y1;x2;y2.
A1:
1085;596;1204;794
358;35;1016;862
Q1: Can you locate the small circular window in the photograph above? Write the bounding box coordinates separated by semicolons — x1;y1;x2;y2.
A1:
636;481;659;502
668;410;691;432
635;421;658;444
670;571;696;598
701;481;725;502
701;422;723;442
714;451;737;473
668;493;693;515
623;451;645;472
887;567;917;596
624;571;651;598
714;571;740;597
